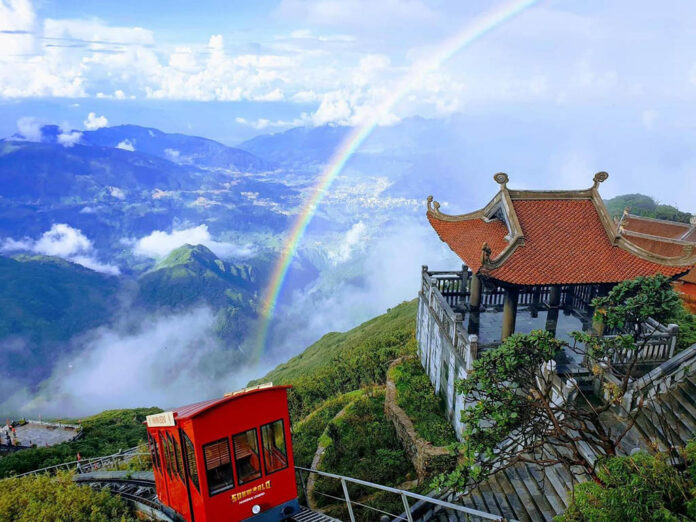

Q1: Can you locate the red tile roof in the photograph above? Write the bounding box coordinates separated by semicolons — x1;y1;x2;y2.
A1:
485;200;688;285
621;215;690;239
616;234;688;259
427;184;694;286
427;213;509;273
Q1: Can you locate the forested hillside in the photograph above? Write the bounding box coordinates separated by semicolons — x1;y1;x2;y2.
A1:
605;193;693;223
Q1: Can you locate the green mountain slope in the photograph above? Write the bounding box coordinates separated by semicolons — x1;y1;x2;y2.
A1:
0;255;120;383
605;193;693;223
252;299;417;420
137;244;258;344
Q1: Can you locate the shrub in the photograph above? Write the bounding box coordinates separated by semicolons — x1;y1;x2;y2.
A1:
389;358;457;447
0;472;135;521
556;451;692;521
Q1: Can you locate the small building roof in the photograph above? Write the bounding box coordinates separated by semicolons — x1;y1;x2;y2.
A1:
427;173;695;286
620;213;692;239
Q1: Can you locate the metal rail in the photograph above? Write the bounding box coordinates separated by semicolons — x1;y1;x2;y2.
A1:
296;466;514;522
10;446;144;478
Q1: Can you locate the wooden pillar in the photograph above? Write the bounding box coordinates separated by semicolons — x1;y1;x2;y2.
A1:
458;265;470;310
545;285;561;337
530;286;541;318
501;287;519;340
467;273;482;335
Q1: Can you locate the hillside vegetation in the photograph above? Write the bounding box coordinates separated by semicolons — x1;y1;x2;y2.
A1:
252;299;418;421
605;193;693;223
0;472;135;522
0;408;160;478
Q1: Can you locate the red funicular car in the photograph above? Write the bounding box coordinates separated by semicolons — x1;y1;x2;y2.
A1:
145;384;300;522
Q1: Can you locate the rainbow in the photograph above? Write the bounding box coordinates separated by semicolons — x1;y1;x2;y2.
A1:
252;0;539;360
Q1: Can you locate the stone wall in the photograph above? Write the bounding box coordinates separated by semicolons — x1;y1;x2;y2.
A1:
384;357;456;482
416;283;475;440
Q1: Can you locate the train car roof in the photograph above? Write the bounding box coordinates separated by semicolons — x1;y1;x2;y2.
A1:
146;384;292;426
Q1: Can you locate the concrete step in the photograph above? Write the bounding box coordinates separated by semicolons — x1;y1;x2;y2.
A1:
502;466;544;522
527;465;568;514
507;464;556;521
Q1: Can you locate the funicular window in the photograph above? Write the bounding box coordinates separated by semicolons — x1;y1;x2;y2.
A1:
261;419;288;475
173;436;185;482
163;435;173;477
182;432;200;492
168;434;178;478
147;433;161;470
203;438;235;496
232;428;262;485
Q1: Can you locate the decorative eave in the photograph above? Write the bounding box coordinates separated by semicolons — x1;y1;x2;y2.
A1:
617;227;696;266
427;172;526;270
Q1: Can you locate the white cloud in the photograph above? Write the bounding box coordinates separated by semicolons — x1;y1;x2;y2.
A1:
57;129;82;147
15;116;43;141
642;109;659;130
116;139;134;151
164;148;180;161
267;218;456;360
1;224;120;275
327;221;368;264
3;307;252;416
107;186;125;199
83;112;108;130
133;224;255;259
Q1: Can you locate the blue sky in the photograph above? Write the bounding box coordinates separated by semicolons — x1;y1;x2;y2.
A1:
2;0;696;207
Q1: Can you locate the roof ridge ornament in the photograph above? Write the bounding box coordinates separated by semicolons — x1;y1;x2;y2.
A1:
493;172;509;188
592;171;609;189
426;195;441;215
481;242;492;265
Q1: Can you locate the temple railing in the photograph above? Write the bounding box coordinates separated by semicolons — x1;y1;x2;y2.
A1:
602;343;696;415
605;319;679;366
420;267;477;369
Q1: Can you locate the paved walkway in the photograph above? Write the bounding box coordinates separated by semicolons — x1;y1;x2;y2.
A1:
2;422;79;447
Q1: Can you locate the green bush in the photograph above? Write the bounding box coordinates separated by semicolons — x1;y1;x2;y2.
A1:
314;392;415;520
557;450;693;521
292;391;361;468
0;408;160;478
672;304;696;352
0;472;135;521
389;358;457;447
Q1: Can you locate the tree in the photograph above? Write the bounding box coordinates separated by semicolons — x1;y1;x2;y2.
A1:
433;275;684;492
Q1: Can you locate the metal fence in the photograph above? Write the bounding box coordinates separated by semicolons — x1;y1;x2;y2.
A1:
9;446;146;479
296;466;514;522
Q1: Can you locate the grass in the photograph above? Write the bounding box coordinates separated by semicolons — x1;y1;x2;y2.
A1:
292;390;362;468
313;391;416;521
389;358;458;446
252;299;418;421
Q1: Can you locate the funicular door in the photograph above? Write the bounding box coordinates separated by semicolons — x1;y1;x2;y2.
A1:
163;429;193;521
157;432;172;507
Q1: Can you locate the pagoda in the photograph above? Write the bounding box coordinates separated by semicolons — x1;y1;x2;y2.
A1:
416;172;696;434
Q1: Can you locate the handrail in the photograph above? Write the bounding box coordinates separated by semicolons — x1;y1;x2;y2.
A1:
605;343;696;414
296;466;515;521
9;446;143;479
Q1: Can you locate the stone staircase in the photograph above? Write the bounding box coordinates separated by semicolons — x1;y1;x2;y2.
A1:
425;369;696;521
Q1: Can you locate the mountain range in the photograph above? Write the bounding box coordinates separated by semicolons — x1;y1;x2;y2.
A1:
0;119;692;417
